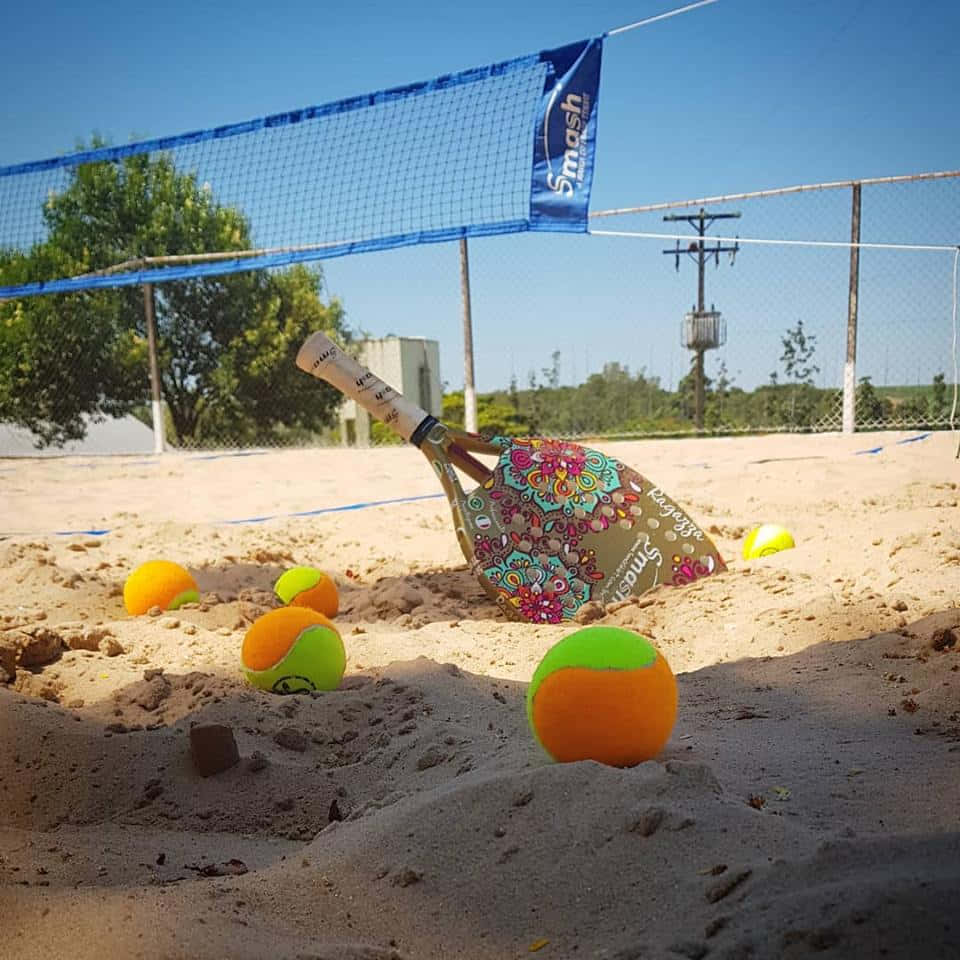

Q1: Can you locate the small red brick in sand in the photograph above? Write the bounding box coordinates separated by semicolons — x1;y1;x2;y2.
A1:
190;723;240;777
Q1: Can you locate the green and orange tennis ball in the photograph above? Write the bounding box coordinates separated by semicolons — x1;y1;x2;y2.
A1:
274;566;339;618
241;606;345;695
526;626;677;767
123;560;200;615
742;523;795;560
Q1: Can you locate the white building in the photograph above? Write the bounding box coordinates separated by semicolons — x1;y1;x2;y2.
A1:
338;336;442;445
0;415;156;457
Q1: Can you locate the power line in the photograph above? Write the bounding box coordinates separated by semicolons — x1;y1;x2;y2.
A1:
607;0;720;38
592;229;959;254
590;170;960;219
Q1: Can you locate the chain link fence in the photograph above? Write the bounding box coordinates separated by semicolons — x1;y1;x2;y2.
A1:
584;171;959;435
2;171;958;454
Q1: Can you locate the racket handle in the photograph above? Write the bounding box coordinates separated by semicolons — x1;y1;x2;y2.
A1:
296;331;429;443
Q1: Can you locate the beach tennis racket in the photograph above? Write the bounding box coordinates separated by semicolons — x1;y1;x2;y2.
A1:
296;331;725;623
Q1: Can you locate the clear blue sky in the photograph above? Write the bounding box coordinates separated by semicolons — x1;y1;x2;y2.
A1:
3;0;958;394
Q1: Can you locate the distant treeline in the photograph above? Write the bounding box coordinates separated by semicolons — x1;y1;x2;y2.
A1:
370;322;951;443
426;365;951;440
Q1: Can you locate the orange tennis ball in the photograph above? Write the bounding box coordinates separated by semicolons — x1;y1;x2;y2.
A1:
274;566;339;618
526;626;677;767
241;606;345;695
123;560;200;615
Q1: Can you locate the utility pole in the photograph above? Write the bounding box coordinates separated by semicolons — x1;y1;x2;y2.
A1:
663;207;740;431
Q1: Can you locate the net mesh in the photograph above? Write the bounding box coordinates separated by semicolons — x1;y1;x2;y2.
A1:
0;53;555;298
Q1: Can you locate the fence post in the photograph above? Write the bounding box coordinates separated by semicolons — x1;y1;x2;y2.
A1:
142;283;166;454
842;182;861;434
459;237;478;433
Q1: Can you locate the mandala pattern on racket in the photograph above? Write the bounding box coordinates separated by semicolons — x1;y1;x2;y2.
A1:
669;552;718;586
493;437;634;517
463;437;651;621
470;533;603;623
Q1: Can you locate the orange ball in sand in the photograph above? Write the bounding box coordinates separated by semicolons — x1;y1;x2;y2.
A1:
526;626;677;767
273;566;339;618
241;606;345;694
123;560;200;615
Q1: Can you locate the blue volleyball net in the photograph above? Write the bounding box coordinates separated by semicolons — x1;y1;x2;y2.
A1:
0;38;602;301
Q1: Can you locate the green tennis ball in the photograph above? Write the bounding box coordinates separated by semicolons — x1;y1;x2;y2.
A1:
526;626;677;767
742;523;795;560
274;566;339;618
241;607;345;695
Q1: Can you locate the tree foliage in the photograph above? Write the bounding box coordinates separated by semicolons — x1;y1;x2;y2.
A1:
0;249;147;446
775;319;820;428
855;376;892;424
437;324;948;441
675;359;713;422
442;390;531;437
0;146;349;446
932;372;948;417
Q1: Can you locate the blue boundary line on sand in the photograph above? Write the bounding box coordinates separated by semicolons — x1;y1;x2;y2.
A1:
52;528;113;537
218;493;444;526
59;450;270;467
1;492;445;538
854;432;931;455
186;451;270;462
5;433;936;536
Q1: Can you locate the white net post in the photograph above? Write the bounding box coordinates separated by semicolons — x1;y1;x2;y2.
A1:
143;283;167;454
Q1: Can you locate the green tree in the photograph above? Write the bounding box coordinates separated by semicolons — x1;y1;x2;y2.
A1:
896;392;929;424
508;373;520;413
931;372;947;418
706;358;734;429
370;420;404;445
541;350;561;390
574;363;618;431
0;146;348;446
191;266;348;444
675;358;712;422
0;244;147;446
778;320;820;428
442;390;466;428
477;397;531;437
855;376;892;425
444;389;531;438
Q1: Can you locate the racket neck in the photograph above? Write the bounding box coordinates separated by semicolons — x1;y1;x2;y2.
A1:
411;415;492;486
410;415;440;448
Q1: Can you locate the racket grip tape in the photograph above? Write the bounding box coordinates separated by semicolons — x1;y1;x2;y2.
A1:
296;331;430;443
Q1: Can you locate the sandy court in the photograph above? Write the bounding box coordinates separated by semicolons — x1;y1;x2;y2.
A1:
1;429;959;959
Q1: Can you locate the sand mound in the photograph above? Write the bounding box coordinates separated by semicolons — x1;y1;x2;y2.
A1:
2;431;959;958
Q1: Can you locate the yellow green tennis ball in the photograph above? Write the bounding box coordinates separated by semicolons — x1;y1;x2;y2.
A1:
742;523;795;560
526;626;678;767
123;560;200;615
274;566;339;618
241;606;345;695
